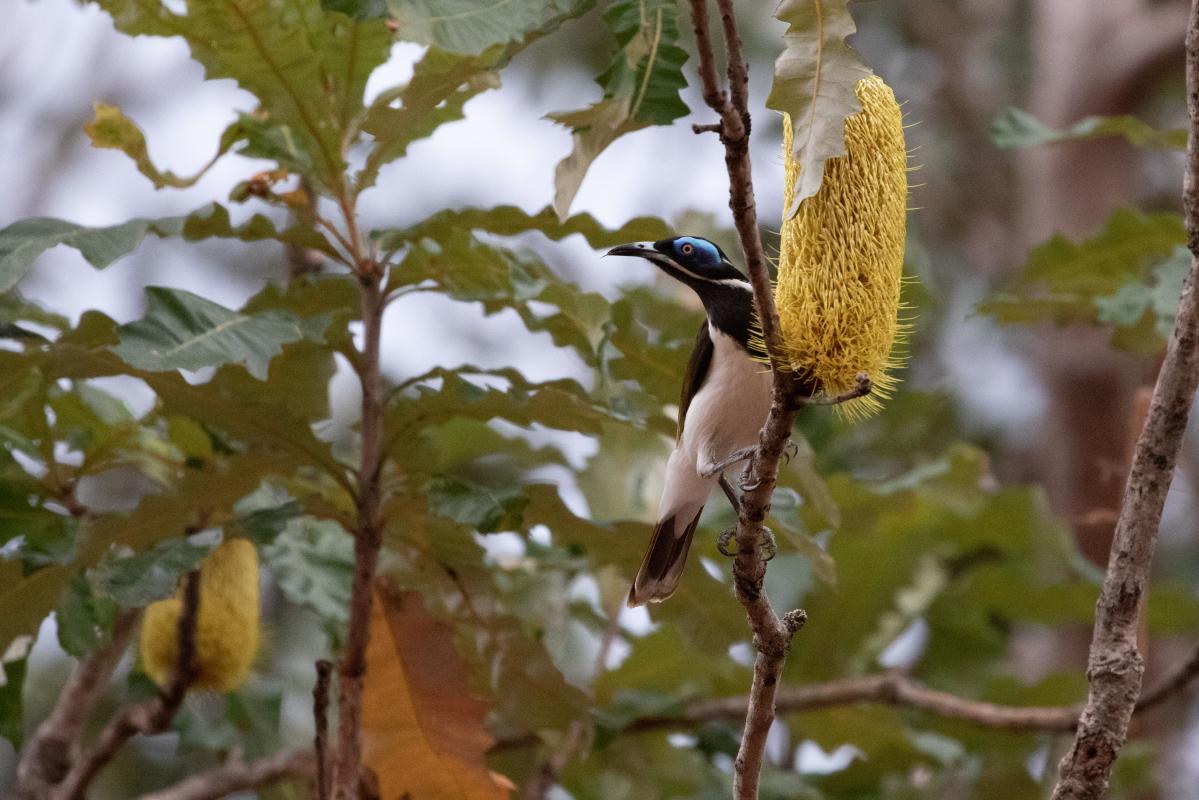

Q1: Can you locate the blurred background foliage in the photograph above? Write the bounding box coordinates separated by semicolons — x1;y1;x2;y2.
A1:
1;0;1198;799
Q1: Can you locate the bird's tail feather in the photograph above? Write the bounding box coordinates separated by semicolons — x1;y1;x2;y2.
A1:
627;507;703;607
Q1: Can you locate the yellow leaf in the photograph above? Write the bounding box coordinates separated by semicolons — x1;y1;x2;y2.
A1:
363;586;514;800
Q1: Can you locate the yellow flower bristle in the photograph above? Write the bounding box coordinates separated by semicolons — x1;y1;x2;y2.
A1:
776;74;908;420
140;537;261;692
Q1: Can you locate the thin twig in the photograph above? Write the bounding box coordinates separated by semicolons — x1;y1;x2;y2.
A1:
330;190;389;800
134;749;315;800
793;373;873;407
52;572;202;800
11;609;141;800
1051;5;1199;797
523;720;586;800
493;640;1199;750
314;659;334;800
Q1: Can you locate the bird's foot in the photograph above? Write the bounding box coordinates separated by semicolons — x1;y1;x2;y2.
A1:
739;467;763;491
699;446;757;480
782;440;799;465
716;526;776;561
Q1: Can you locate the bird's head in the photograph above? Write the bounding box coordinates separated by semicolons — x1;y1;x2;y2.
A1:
606;236;748;290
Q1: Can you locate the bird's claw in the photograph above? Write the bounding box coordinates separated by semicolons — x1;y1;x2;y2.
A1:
782;440;799;466
759;527;777;561
716;527;776;561
717;528;737;557
739;469;762;491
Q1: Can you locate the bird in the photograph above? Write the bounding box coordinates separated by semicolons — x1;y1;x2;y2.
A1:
606;236;773;607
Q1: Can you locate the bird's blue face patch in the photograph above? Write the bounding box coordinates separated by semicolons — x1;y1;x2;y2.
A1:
673;236;721;268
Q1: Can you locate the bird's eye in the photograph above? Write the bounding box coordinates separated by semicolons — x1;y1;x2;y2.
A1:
680;243;694;255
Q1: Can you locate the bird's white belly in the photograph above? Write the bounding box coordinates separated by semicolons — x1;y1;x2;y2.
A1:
680;325;774;474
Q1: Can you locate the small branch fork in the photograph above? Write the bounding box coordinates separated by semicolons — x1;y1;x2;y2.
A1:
1050;4;1199;798
11;609;142;800
133;750;315;800
49;571;202;800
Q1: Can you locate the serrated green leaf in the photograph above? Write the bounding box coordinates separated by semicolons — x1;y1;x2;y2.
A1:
359;47;502;190
979;209;1186;333
0;291;70;338
386;368;626;466
260;517;354;624
427;476;529;533
0;215;186;293
112;286;329;380
95;0;392;192
56;573;120;658
549;0;690;218
768;0;873;215
991;107;1187;151
377;204;670;254
181;202;338;258
85;102;242;189
95;538;212;607
35;341;349;486
375;0;589;54
357;0;595;190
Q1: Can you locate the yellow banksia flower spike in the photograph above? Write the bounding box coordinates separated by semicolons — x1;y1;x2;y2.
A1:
141;537;261;692
776;74;909;420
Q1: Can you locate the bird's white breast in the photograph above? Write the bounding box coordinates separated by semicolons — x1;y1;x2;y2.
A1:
654;324;773;524
682;324;774;472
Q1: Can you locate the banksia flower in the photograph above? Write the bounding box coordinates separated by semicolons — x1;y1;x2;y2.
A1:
776;74;908;420
141;537;261;692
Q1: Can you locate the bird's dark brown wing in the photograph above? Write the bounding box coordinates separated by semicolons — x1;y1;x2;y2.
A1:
677;320;713;442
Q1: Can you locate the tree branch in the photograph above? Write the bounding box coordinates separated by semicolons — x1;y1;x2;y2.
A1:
494;639;1199;750
313;659;333;800
331;195;388;800
134;749;315;800
687;1;812;797
1050;5;1199;797
11;609;141;800
52;572;202;800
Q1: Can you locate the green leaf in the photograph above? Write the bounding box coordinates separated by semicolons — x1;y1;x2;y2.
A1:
35;341;350;487
549;0;690;218
1094;245;1192;349
979;209;1187;332
386;368;629;465
376;204;671;254
181;203;338;258
94;538;212;607
56;574;119;658
357;2;594;190
85;102;242;189
359;48;502;190
0;215;185;293
768;0;873;215
0;563;69;659
0;638;30;748
0;291;70;339
95;0;392;192
112;286;329;380
260;517;354;624
427;476;529;533
372;0;589;54
991;107;1187;151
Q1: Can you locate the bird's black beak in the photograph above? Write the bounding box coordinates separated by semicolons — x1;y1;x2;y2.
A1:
606;242;656;259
